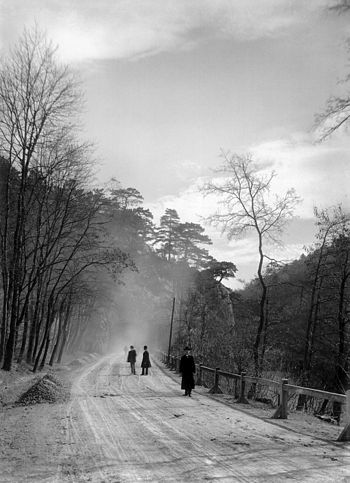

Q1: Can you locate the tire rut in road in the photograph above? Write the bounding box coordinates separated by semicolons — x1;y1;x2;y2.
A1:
56;355;350;482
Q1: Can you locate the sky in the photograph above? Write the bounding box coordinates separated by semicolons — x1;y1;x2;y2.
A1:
1;0;350;288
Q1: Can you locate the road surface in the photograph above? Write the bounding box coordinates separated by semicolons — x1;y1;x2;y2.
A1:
55;354;349;482
1;354;349;482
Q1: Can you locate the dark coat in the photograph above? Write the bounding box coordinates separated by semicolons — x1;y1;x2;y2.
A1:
127;349;136;363
179;354;195;390
141;350;151;368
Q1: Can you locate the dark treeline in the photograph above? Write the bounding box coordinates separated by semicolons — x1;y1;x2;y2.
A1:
236;205;350;395
171;204;350;397
0;29;234;372
0;141;235;372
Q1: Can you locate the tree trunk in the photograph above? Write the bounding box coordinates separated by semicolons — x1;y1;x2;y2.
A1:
26;311;36;364
33;304;55;373
2;159;29;371
2;279;21;370
49;311;63;366
57;326;69;364
0;279;9;363
39;329;52;370
0;161;11;363
335;258;349;394
32;299;48;364
33;324;49;373
17;304;29;364
260;289;269;369
253;234;267;376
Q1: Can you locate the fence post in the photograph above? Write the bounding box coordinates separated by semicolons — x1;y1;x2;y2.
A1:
272;378;288;419
196;364;202;386
237;372;249;404
337;389;350;441
234;376;238;398
209;367;223;394
281;378;288;419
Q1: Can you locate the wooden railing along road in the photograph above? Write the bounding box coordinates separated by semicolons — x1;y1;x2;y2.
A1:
160;352;350;442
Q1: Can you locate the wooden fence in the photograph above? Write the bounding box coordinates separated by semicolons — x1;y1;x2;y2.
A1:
160;352;350;442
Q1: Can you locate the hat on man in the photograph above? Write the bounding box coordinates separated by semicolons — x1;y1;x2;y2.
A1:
184;346;191;351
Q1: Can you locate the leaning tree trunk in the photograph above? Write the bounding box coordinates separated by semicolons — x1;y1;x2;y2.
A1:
57;322;70;364
39;326;53;371
33;299;55;373
49;315;62;366
49;297;70;367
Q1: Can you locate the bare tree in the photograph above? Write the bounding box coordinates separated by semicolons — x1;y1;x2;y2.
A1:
316;94;350;141
328;0;350;14
0;27;83;370
202;152;299;375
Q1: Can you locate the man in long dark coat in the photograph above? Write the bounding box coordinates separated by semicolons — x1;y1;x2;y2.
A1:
141;345;151;375
127;345;137;374
179;346;195;396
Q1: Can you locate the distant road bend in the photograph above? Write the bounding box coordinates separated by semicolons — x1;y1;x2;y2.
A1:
56;354;349;482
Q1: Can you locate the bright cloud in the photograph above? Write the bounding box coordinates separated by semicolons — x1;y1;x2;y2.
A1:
0;0;332;62
250;132;350;217
146;128;350;287
151;130;350;225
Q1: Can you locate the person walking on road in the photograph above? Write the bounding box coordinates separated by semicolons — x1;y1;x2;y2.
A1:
141;346;151;375
127;345;137;374
179;346;195;397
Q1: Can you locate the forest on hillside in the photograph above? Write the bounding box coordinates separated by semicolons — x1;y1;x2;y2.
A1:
0;28;349;401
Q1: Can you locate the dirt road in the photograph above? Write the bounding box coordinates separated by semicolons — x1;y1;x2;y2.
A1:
2;354;350;482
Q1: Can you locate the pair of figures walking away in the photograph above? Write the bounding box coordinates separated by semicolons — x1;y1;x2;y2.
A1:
141;346;151;375
180;346;195;397
127;345;137;374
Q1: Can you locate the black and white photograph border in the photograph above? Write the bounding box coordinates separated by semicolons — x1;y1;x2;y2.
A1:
0;1;350;482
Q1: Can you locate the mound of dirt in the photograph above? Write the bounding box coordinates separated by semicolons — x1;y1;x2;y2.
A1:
16;373;69;405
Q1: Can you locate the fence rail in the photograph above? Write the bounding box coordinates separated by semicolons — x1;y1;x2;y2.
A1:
160;352;350;442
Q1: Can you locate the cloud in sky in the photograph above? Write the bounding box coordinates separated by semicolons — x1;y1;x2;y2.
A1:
149;130;350;225
145;130;350;287
0;0;332;62
250;132;350;217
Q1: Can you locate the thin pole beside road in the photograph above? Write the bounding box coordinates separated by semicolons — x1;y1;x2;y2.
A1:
167;297;175;364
